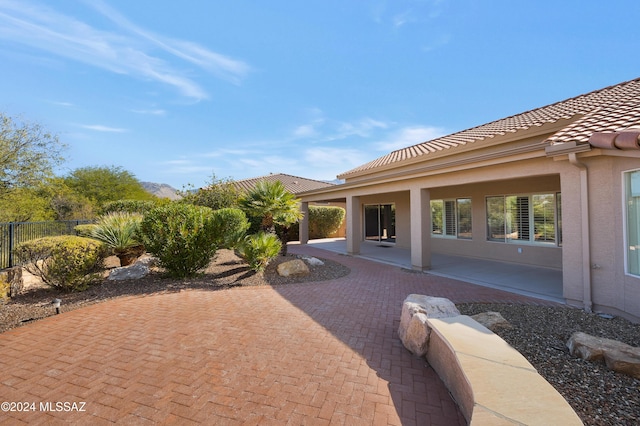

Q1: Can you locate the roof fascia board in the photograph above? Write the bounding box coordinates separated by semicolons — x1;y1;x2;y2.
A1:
300;142;545;198
339;117;579;180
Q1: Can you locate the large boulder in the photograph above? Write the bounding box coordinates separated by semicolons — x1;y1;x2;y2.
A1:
567;332;640;379
398;295;460;357
277;259;310;277
108;262;150;281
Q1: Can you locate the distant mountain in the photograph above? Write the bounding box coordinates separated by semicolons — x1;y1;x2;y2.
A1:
141;182;182;200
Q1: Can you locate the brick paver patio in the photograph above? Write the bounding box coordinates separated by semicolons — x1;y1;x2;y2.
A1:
0;245;557;425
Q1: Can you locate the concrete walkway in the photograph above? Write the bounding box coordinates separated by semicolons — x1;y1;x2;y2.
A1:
304;238;564;303
0;245;559;425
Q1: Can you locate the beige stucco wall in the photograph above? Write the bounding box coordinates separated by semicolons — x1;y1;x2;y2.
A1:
353;158;564;268
426;175;562;269
583;155;640;321
300;146;640;321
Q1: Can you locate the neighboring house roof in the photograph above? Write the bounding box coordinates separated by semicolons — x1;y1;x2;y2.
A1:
231;173;335;194
340;77;640;178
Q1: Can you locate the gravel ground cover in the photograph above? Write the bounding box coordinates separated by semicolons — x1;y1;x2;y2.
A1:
458;303;640;426
1;250;638;425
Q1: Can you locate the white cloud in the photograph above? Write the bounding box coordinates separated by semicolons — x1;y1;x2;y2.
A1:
375;125;446;151
293;124;318;139
79;124;128;133
131;108;166;116
335;117;388;139
304;147;371;171
0;0;250;100
47;100;74;107
292;114;388;142
422;33;451;52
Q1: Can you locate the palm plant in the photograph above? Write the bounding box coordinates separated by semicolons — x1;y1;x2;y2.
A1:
90;211;145;266
236;232;282;272
239;180;303;255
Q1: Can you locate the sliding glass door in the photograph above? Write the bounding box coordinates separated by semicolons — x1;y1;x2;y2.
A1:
364;204;396;243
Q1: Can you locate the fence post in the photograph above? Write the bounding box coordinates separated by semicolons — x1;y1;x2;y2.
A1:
8;222;14;268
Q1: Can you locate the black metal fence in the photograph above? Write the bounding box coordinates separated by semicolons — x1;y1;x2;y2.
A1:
0;220;91;269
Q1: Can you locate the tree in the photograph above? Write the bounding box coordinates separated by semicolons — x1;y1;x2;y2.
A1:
239;180;303;254
64;166;156;211
37;177;95;220
0;113;65;196
0;187;54;222
178;173;241;210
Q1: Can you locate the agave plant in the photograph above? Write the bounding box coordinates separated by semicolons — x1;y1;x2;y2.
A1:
90;211;145;266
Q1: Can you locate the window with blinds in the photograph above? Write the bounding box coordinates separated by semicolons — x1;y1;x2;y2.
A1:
506;195;530;241
431;198;472;239
486;193;560;245
444;200;456;236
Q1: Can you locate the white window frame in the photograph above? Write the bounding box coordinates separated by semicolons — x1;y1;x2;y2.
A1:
623;169;640;277
431;198;472;240
486;193;561;246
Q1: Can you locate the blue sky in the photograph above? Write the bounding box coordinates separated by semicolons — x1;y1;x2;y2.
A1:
0;0;639;189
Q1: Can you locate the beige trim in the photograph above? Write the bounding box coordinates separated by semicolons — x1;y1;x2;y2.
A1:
568;153;593;313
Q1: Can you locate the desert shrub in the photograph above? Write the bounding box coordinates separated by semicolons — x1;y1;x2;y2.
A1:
309;206;345;238
289;205;346;240
74;223;97;237
100;199;159;215
90;212;144;266
236;232;282;272
14;235;108;291
139;203;218;278
210;208;249;249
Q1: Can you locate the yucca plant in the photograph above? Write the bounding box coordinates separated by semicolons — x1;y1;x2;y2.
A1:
90;212;145;266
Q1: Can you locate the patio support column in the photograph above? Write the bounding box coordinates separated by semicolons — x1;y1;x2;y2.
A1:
346;195;361;255
410;187;431;271
299;202;309;245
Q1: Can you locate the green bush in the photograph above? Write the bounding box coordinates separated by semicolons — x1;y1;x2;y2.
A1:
289;206;345;240
14;236;108;292
139;203;218;278
90;212;145;266
309;206;345;238
236;232;282;272
100;199;159;215
210;208;249;249
74;224;97;237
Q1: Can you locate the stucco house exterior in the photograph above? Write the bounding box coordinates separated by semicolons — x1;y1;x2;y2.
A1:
298;78;640;322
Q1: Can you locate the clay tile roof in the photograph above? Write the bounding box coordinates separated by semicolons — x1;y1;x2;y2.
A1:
232;173;335;195
340;78;640;178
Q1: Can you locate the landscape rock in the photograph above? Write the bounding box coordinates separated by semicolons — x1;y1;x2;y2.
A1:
108;262;150;281
135;255;157;268
302;256;324;266
471;311;512;331
398;294;460;357
567;331;640;379
277;259;310;277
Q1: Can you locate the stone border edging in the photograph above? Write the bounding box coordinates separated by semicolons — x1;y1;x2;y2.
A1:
398;295;583;425
426;315;583;425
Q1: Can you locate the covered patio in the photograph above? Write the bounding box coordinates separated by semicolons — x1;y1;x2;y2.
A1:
297;238;563;303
